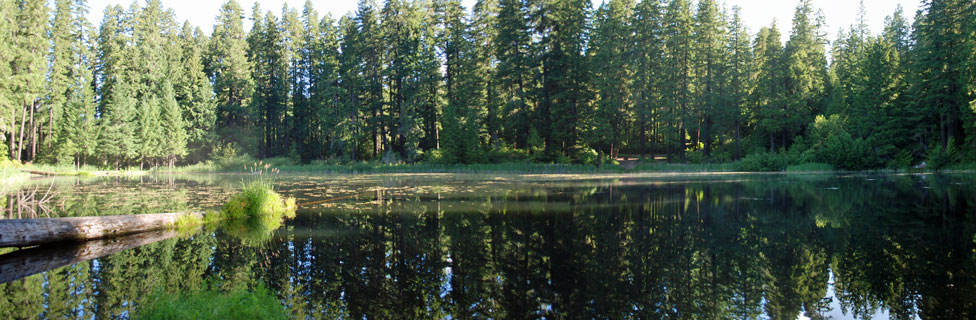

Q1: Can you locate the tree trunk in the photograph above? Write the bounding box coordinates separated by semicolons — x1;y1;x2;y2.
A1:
17;103;27;161
30;100;37;162
735;122;741;160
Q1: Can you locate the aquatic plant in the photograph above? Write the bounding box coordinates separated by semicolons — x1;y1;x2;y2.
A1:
135;283;288;320
220;181;296;246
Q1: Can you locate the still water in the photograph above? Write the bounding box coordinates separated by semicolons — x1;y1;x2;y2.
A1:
1;173;974;319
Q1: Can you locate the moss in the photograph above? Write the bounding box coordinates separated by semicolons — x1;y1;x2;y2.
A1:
135;284;288;320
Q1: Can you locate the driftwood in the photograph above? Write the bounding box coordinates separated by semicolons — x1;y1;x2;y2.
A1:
0;229;180;284
0;212;204;248
21;169;62;176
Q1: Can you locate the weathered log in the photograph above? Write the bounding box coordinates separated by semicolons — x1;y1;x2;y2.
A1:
0;212;204;248
21;169;61;176
0;229;180;284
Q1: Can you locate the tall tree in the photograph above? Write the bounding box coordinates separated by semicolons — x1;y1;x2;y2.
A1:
210;0;254;152
692;0;726;159
493;0;534;149
589;0;635;161
9;0;48;162
631;0;665;158
782;0;828;148
173;23;217;163
661;0;694;161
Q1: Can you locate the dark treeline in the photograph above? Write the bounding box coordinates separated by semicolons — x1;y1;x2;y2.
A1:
1;0;975;169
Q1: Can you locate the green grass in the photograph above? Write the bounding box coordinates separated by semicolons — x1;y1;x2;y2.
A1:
220;181;297;246
135;284;288;320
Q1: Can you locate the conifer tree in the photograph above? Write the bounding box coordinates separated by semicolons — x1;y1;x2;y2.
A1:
9;0;48;162
631;0;664;157
174;23;217;163
210;0;254;151
590;0;635;161
783;0;828;147
494;0;534;148
662;0;694;161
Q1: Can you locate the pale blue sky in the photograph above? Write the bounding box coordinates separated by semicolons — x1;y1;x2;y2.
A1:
84;0;921;41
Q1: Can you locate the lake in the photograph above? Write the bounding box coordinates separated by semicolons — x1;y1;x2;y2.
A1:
1;173;974;319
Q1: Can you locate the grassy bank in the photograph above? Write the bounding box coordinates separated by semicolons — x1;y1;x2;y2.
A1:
0;161;149;182
156;155;741;174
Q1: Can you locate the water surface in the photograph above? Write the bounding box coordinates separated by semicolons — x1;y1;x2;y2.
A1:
1;173;974;319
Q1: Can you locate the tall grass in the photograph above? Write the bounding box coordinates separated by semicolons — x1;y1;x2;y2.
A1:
135;283;288;320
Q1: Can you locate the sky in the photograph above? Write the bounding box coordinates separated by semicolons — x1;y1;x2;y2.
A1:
84;0;922;42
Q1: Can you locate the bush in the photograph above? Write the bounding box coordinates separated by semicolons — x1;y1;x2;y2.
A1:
136;284;288;320
736;151;791;171
925;138;959;169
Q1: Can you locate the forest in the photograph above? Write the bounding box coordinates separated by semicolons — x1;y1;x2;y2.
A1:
0;0;974;170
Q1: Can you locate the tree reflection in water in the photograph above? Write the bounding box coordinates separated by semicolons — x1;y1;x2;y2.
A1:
0;174;974;319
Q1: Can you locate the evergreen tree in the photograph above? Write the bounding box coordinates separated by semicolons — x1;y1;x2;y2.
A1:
692;0;726;159
726;7;752;160
782;0;828;148
174;23;217;163
590;0;634;161
0;1;12;159
159;80;188;166
95;5;137;167
210;0;254;151
661;0;694;161
312;13;343;158
631;0;664;157
9;0;48;162
292;1;321;162
537;0;592;159
493;0;534;149
750;24;787;151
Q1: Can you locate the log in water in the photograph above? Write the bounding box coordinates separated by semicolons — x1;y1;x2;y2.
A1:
0;212;204;248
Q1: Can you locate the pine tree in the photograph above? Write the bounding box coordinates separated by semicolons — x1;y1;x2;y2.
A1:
750;24;787;151
590;0;635;161
9;0;48;162
726;7;752;160
248;8;289;158
355;0;385;159
537;0;592;159
631;0;664;157
49;0;98;166
173;23;217;163
312;14;343;158
292;1;321;162
0;1;13;160
95;5;138;167
661;0;694;161
692;0;726;159
210;0;254;151
160;80;188;166
494;0;534;149
783;0;828;147
338;15;363;160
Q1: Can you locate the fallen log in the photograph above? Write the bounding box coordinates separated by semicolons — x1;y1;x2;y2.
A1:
0;212;204;248
21;169;62;176
0;229;180;284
